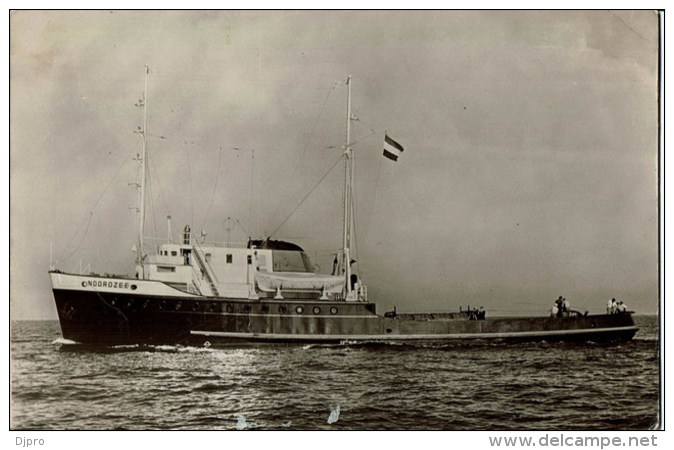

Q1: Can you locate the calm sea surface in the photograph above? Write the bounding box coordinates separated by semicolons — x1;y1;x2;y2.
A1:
10;316;659;431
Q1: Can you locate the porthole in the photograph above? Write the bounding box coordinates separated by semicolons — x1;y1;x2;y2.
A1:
386;328;393;334
243;305;252;313
210;302;219;312
330;306;338;315
296;306;304;314
261;305;270;314
110;299;116;306
226;304;235;313
192;302;199;311
175;301;182;311
313;306;321;314
278;305;288;314
130;284;138;291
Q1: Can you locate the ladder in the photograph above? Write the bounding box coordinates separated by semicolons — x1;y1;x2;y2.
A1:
192;243;220;297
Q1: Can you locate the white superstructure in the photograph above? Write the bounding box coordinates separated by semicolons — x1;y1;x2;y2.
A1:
138;230;360;301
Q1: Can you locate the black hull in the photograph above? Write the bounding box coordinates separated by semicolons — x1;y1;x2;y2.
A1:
53;288;638;346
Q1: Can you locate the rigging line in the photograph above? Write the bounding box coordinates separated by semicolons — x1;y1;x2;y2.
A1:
269;81;338;224
57;157;130;262
60;212;93;263
147;149;172;218
342;145;348;275
269;154;345;238
348;128;382;148
349;145;366;283
236;218;250;239
146;153;159;242
353;158;383;278
306;248;342;254
362;148;384;251
351;183;361;280
198;146;224;232
352;115;383;134
350;138;368;281
185;144;195;225
249;149;255;238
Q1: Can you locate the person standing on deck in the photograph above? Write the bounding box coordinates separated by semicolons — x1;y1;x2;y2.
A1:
554;296;564;317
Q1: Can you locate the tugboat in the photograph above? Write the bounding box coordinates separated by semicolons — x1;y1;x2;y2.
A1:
49;71;638;346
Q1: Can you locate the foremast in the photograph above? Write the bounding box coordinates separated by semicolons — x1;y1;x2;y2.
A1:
134;65;149;279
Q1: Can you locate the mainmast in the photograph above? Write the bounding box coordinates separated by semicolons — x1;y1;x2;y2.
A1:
342;75;353;296
135;65;149;277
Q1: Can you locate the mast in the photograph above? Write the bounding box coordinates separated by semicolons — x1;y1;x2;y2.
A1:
135;65;149;276
342;75;353;295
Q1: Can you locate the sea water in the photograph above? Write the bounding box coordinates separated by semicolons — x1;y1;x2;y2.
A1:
10;316;659;430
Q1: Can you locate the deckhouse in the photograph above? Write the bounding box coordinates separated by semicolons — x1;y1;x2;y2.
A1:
142;227;357;302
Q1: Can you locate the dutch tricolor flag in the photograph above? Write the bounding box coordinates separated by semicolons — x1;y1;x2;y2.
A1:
383;134;404;161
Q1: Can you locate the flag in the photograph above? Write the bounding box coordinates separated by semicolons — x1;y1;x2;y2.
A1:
383;134;404;161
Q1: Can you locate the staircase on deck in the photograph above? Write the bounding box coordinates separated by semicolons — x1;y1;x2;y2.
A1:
192;241;220;297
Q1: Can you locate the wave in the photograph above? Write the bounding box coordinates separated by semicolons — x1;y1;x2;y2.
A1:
148;344;214;353
51;338;79;345
55;342;216;354
634;336;659;342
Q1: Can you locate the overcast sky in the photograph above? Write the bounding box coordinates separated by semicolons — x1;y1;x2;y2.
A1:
10;10;659;319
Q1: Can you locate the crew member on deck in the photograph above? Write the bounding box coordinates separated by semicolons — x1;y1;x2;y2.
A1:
554;296;564;317
351;274;359;291
349;259;358;291
332;255;339;275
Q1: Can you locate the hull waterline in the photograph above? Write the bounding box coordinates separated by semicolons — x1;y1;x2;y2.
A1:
52;273;638;347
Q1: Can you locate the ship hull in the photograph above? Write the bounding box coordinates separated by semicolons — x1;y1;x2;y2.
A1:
50;272;638;346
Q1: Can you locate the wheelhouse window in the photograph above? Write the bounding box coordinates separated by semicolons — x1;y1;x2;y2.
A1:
226;254;233;264
272;250;313;273
157;266;176;273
